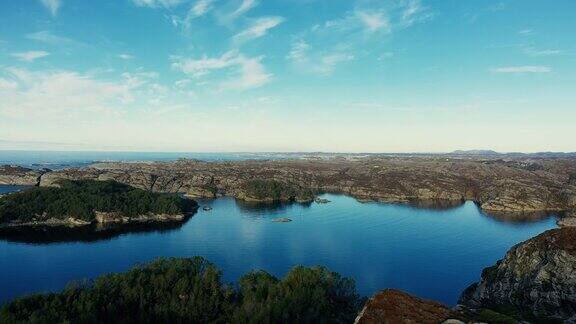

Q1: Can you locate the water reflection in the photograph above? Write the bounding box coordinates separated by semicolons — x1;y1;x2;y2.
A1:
0;216;193;244
479;209;559;224
406;199;466;211
234;199;312;214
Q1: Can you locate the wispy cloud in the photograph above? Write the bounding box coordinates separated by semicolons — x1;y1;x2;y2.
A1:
131;0;184;8
357;11;390;32
11;51;50;62
287;40;354;76
118;54;135;60
400;0;433;27
169;0;216;30
227;0;258;20
39;0;62;17
523;47;561;57
490;66;551;74
234;16;285;43
26;31;74;45
172;51;271;90
190;0;215;17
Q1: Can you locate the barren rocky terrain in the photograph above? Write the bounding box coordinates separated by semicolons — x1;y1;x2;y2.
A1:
460;227;576;322
2;155;576;216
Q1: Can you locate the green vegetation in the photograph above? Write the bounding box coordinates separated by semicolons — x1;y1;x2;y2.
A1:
0;180;196;224
241;179;314;202
0;257;362;324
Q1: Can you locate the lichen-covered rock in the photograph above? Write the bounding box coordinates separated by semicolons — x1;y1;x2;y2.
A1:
460;227;576;322
354;289;451;324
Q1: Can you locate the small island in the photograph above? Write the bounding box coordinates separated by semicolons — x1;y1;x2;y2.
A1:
0;179;198;229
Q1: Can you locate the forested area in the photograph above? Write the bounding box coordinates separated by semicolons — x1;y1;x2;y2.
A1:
0;180;196;224
0;257;363;324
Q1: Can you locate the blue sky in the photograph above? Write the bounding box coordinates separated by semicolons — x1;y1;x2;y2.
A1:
0;0;574;152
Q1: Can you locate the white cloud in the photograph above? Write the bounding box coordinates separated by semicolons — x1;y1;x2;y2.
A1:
357;11;389;32
234;16;285;42
0;78;18;92
172;51;271;90
191;0;215;17
400;0;430;26
490;66;551;74
287;40;310;62
287;40;354;76
118;54;135;60
26;31;74;45
39;0;62;17
11;51;50;62
131;0;184;8
0;68;141;120
228;0;258;20
523;47;561;57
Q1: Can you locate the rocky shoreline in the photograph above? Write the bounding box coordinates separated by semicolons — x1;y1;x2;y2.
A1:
0;212;189;229
2;155;575;217
356;227;576;323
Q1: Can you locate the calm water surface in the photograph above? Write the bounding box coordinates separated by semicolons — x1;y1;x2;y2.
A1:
0;186;557;305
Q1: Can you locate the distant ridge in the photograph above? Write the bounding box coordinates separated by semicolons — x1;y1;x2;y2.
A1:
451;150;500;155
450;150;576;158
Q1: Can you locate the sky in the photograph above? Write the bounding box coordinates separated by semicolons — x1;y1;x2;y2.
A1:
0;0;574;153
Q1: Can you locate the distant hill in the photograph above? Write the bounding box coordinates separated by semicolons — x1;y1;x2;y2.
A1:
450;150;576;158
451;150;500;156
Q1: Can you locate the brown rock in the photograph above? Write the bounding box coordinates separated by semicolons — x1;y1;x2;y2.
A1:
355;289;451;324
3;155;576;214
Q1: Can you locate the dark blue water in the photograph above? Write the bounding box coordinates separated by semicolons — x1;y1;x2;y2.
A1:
0;185;558;306
0;186;29;194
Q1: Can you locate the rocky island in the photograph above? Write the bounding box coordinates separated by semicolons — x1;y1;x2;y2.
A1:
0;179;198;229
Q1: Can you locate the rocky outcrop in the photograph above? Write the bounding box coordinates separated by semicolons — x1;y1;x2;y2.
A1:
94;211;187;224
354;289;452;324
558;211;576;227
460;227;576;322
0;165;45;186
1;212;189;229
2;155;575;213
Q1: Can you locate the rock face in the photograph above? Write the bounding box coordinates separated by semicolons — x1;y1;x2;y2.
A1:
354;289;452;324
460;227;576;322
2;154;575;214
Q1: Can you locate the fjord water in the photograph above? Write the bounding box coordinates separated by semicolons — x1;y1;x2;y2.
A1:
0;189;557;306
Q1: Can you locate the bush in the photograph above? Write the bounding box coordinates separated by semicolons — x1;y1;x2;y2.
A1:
0;258;362;324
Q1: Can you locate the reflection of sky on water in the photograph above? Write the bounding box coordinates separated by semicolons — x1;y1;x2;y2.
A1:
0;188;559;306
